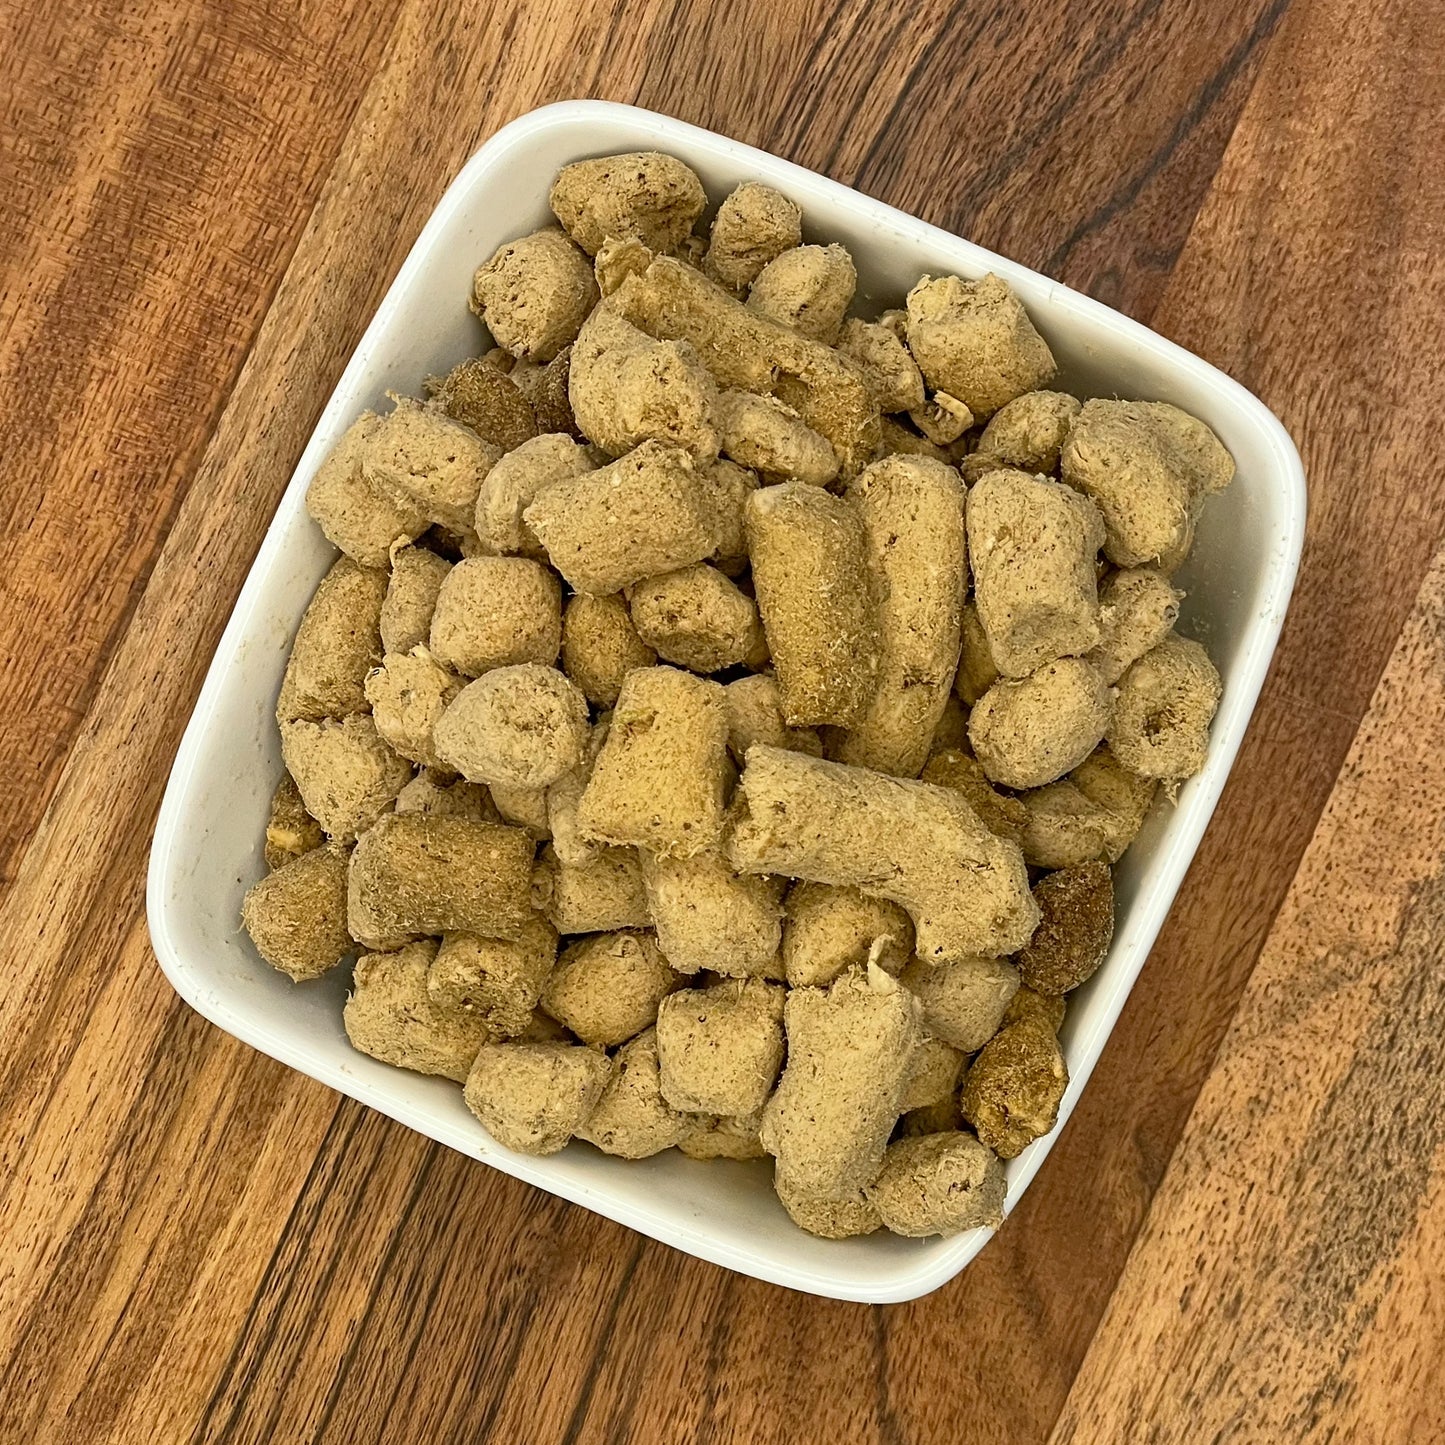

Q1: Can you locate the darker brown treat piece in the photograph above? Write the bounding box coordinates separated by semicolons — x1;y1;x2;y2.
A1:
960;1018;1069;1159
425;357;537;452
1016;861;1115;995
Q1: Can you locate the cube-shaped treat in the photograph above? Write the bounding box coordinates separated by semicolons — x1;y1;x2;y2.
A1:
550;151;707;257
640;850;784;977
560;593;657;707
276;556;388;723
364;648;463;767
280;715;412;842
723;674;823;764
703;180;802;295
628;564;762;674
464;1041;612;1155
715;390;838;487
576;1027;691;1159
532;843;652;935
865;1132;1007;1236
676;1110;767;1161
475;433;595;559
746;242;856;344
306;412;428;566
1016;862;1115;995
960;1019;1069;1159
471;226;599;363
428;914;560;1039
541;931;681;1047
427;557;563;677
380;545;452;655
263;772;324;870
774;1171;881;1240
1106;633;1222;781
656;978;786;1115
241;842;352;981
780;882;914;988
899;955;1020;1053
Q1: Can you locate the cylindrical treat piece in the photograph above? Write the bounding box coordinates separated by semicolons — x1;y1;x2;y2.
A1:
560;593;657;707
774;1170;882;1240
899;955;1020;1052
656;978;786;1116
434;664;589;789
921;748;1029;846
628;563;762;674
834;456;967;776
715;390;838;487
967;468;1106;678
577;1027;691;1159
1017;861;1115;995
306;412;428;566
1090;567;1183;684
542;931;681;1047
276;556;387;723
960;1019;1069;1158
696;458;758;573
835;317;926;415
576;666;730;859
474;433;595;559
969;390;1082;477
263;772;324;870
1018;745;1157;868
381;545;451;655
241;842;352;981
346;812;534;951
1002;985;1067;1033
640;850;784;977
745;482;879;728
471;227;599;363
532;843;652;934
361;401;499;539
393;768;499;822
364;648;463;766
865;1132;1007;1236
723;674;823;764
524;440;720;595
1107;633;1222;780
905;273;1057;420
550;151;707;257
781;882;914;988
762;965;918;1199
428;915;560;1040
703;181;803;295
280;715;411;841
955;600;1000;706
464;1042;612;1155
678;1111;767;1161
746;243;856;344
968;657;1113;789
730;747;1039;962
428;557;562;677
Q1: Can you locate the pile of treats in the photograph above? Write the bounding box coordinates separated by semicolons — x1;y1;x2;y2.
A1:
242;150;1233;1241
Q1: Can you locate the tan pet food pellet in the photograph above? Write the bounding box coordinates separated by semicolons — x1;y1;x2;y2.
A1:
899;954;1020;1052
425;357;537;452
876;415;951;464
241;842;352;981
533;842;652;935
542;931;681;1047
970;389;1082;476
364;648;463;767
276;556;387;723
1071;743;1158;843
641;850;784;977
380;544;451;655
471;226;599;363
427;914;560;1039
577;1027;691;1159
835;317;926;415
361;401;499;540
723;674;824;764
865;1132;1007;1236
560;593;657;707
1019;742;1158;869
306;412;428;566
464;1041;612;1155
678;1110;768;1161
909;391;974;447
1001;985;1067;1033
961;1019;1069;1159
1017;861;1115;995
546;716;608;867
488;780;551;838
920;748;1029;847
628;563;762;674
393;768;501;823
474;433;595;559
715;389;838;487
696;458;758;573
703;182;803;295
1107;633;1222;781
594;234;656;297
428;556;562;677
280;715;411;841
550;151;707;257
656;977;786;1115
264;772;324;870
781;882;914;988
774;1171;882;1240
899;1035;966;1112
345;940;490;1083
1090;567;1183;684
746;242;856;344
955;600;1001;706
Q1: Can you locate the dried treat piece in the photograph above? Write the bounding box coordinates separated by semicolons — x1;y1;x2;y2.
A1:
895;1096;964;1139
628;563;762;674
434;664;589;789
961;1019;1069;1158
576;666;730;859
518;1008;572;1044
834;456;967;777
641;851;785;978
346;812;534;950
730;747;1039;962
774;1172;882;1239
703;182;803;295
1001;985;1067;1032
471;227;599;364
542;931;681;1047
550;151;707;257
1090;567;1183;684
968;657;1113;789
970;390;1081;477
905;273;1057;420
695;458;757;573
280;715;411;841
1071;744;1157;841
677;1111;767;1161
876;416;952;463
836;317;927;415
474;433;595;559
577;1027;691;1159
967;468;1106;678
464;1042;612;1155
428;556;562;677
394;769;499;821
866;1132;1007;1236
928;692;970;756
762;965;918;1199
899;1035;966;1112
746;243;856;344
425;357;537;451
1107;633;1222;781
954;600;1000;706
909;392;974;447
264;772;325;870
746;482;879;728
569;307;720;460
361;401;499;539
381;545;451;655
722;674;823;764
1061;400;1233;569
524;440;720;595
510;348;581;439
560;593;657;706
714;389;838;487
488;780;550;837
546;716;609;867
899;955;1020;1052
428;915;559;1039
364;648;463;767
594;234;656;296
532;842;652;934
656;978;786;1115
276;556;388;723
306;412;428;566
1017;861;1115;995
345;940;491;1082
781;882;914;988
920;748;1028;846
241;842;352;981
1019;743;1157;868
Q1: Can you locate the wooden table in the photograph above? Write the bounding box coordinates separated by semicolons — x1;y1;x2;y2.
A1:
3;1;1442;1440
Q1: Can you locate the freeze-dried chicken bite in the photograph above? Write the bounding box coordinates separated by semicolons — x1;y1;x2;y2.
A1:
899;955;1020;1052
280;715;411;841
464;1042;611;1155
703;181;803;295
954;600;1000;706
967;468;1105;678
541;931;681;1047
532;843;651;934
550;151;707;257
425;357;537;451
640;849;785;977
594;234;656;296
899;1035;966;1113
306;412;428;566
470;226;599;363
1002;985;1066;1033
1090;567;1183;684
746;242;856;344
428;556;562;677
361;401;499;540
906;274;1056;420
510;348;580;439
865;1132;1007;1236
628;563;762;674
968;658;1113;789
695;458;757;573
242;842;352;981
1107;633;1222;780
774;1173;882;1239
524;440;720;594
474;433;594;559
1019;743;1157;869
835;318;926;415
428;915;560;1040
678;1110;767;1161
569;307;720;460
920;748;1029;846
656;978;786;1115
1017;862;1114;995
961;1019;1069;1159
433;664;589;789
364;647;462;766
560;593;657;706
722;674;823;764
394;768;499;822
715;390;838;486
264;772;324;870
577;1027;691;1159
967;390;1081;479
745;482;879;728
546;716;608;867
781;882;914;988
908;391;974;448
276;556;387;723
381;545;451;655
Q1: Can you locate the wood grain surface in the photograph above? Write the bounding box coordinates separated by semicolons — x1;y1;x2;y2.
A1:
1;0;1442;1441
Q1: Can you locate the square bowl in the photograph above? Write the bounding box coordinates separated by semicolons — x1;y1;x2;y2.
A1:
147;99;1305;1304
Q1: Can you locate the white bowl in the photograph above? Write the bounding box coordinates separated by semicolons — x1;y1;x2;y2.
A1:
147;100;1305;1303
